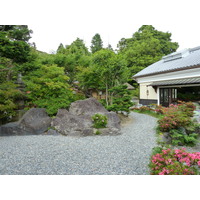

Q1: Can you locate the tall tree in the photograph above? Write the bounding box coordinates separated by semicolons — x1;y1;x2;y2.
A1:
106;44;114;51
0;25;32;122
24;65;75;115
54;38;91;84
56;43;65;54
91;49;129;106
90;33;103;53
117;25;179;75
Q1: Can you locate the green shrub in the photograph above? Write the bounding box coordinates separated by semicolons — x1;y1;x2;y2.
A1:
177;101;196;117
157;103;194;132
106;85;134;114
92;113;108;128
169;129;198;147
95;130;101;135
0;82;24;123
156;101;200;146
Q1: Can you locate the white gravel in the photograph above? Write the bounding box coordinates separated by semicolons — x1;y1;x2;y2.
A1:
0;112;157;175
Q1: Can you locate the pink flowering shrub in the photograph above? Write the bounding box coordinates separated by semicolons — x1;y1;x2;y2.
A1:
149;148;200;175
154;105;164;114
157;102;195;132
177;101;196;117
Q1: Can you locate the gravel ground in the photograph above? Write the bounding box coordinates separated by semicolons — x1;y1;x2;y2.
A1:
0;112;157;175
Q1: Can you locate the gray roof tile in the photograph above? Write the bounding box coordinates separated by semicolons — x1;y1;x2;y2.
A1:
149;77;200;86
133;46;200;77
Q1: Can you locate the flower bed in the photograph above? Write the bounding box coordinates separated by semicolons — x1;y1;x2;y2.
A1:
157;101;199;147
149;147;200;175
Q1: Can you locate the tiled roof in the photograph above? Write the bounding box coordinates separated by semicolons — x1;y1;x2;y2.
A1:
149;77;200;86
133;46;200;77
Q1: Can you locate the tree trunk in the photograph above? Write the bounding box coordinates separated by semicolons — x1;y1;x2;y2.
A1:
105;80;109;106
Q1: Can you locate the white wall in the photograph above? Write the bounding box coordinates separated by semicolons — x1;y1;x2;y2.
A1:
140;83;157;100
136;67;200;103
135;68;200;84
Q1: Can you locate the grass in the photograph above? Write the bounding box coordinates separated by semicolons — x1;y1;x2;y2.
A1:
132;109;162;119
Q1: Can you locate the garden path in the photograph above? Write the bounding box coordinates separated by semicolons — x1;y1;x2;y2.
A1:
0;112;157;175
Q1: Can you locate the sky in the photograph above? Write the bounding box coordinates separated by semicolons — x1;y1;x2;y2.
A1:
2;0;200;54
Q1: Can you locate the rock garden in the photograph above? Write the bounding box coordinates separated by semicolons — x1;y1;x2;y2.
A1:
0;98;121;137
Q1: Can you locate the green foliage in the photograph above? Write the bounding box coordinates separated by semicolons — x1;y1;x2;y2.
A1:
0;25;32;42
94;130;101;135
106;85;133;113
92;113;108;129
130;87;139;98
117;25;179;75
0;26;31;64
91;49;130;106
170;129;199;147
76;66;103;91
151;146;163;155
55;38;91;84
156;101;199;146
56;43;65;54
0;82;24;123
158;104;193;132
90;33;103;53
16;47;42;75
0;25;32;123
131;106;162;118
24;65;75;115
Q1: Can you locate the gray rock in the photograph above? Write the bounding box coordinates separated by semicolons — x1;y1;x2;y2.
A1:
0;108;51;136
69;97;107;116
105;112;121;129
161;132;172;144
52;98;121;136
0;122;22;136
51;109;93;136
45;129;60;135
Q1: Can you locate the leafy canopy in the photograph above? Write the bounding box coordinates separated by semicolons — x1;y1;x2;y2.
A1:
90;33;103;53
24;65;75;115
117;25;179;75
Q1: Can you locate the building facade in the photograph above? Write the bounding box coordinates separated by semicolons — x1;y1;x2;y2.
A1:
133;46;200;106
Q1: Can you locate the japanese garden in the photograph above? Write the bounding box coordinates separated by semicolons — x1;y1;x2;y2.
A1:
0;25;200;175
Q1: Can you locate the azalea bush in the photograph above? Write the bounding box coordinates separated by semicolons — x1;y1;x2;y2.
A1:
177;101;196;117
91;113;108;129
157;102;195;132
149;147;200;175
157;101;199;146
154;105;164;115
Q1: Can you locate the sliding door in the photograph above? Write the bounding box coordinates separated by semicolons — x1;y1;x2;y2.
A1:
160;88;177;107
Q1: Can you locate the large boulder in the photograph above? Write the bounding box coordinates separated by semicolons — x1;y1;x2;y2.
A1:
51;109;93;136
51;98;121;136
0;108;51;136
69;97;107;116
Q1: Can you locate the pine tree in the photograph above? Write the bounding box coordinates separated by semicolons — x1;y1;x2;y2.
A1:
90;33;103;53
